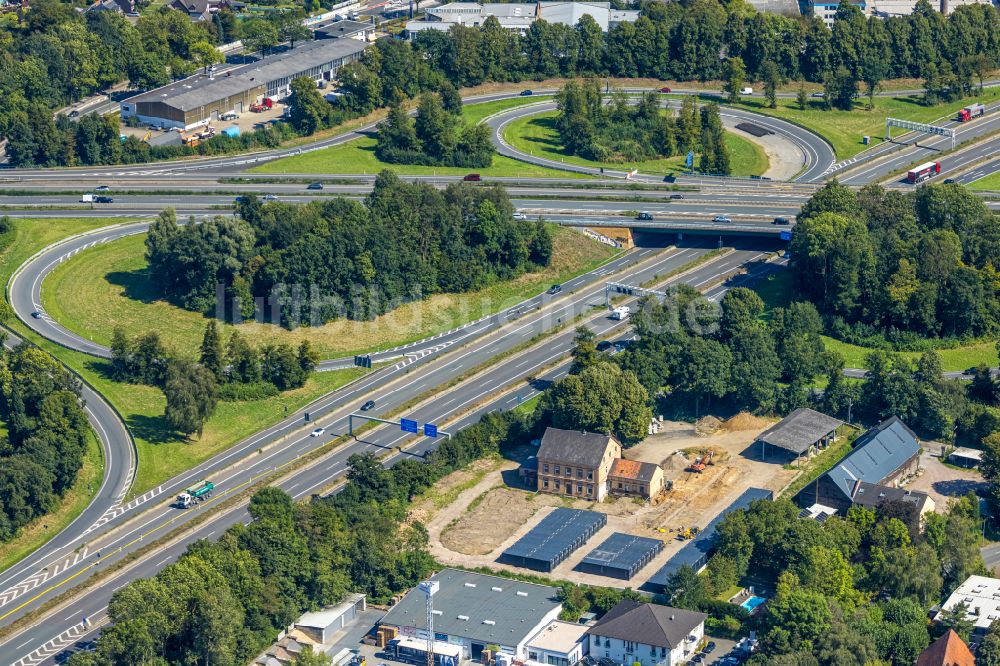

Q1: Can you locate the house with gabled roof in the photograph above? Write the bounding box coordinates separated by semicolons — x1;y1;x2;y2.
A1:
795;416;921;514
586;600;705;666
916;628;975;666
536;428;621;501
608;459;664;500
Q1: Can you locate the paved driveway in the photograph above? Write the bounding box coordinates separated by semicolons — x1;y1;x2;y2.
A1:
907;451;986;509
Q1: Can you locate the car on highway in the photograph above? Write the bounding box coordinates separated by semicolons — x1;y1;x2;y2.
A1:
713;215;732;223
659;86;672;93
739;86;753;95
234;196;245;203
670;194;683;199
263;194;278;201
943;178;956;184
811;91;825;97
361;400;376;411
307;182;324;190
95;195;114;203
310;427;325;437
94;185;111;192
547;284;562;295
69;110;80;118
513;212;528;221
463;173;482;181
636;212;654;221
31;311;42;319
596;340;613;352
520;89;533;96
772;216;791;225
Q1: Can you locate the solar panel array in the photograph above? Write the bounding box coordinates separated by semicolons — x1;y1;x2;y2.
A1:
499;508;607;572
577;532;664;580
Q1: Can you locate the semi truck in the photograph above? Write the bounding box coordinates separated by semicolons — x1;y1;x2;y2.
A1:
957;103;985;121
250;98;274;113
177;480;213;508
907;161;941;184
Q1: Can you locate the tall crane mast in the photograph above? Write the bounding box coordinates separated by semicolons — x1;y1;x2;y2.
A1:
418;580;439;666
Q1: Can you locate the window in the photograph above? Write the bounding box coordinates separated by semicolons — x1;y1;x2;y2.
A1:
650;646;656;657
587;485;593;495
543;479;549;489
605;639;611;648
554;481;561;490
554;466;560;475
577;469;583;479
565;467;572;477
528;652;539;661
542;464;549;474
617;482;623;489
588;471;593;480
577;484;583;493
660;648;666;658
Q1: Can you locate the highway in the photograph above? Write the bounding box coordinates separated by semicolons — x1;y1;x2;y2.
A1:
0;240;780;666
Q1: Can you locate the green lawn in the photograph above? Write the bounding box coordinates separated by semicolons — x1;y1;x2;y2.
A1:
731;87;1000;160
502;111;770;177
969;171;1000;192
752;270;997;372
41;225;619;360
254;96;586;178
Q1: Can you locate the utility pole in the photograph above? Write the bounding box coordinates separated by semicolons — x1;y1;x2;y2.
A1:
419;580;439;666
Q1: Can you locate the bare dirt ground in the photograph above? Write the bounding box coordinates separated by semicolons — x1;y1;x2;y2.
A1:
906;450;987;510
422;414;798;589
727;121;803;181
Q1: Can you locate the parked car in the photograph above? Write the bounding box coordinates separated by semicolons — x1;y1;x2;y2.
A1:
307;182;324;190
636;212;654;221
95;195;114;203
31;311;42;319
361;400;376;411
310;427;325;437
220;112;239;120
463;173;482;181
713;215;732;223
772;216;791;225
547;284;562;295
94;185;110;192
659;86;672;93
704;642;716;654
520;89;533;96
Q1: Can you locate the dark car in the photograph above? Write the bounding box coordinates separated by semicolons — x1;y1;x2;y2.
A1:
670;194;683;199
659;86;672;93
547;284;562;295
773;216;791;225
95;195;113;203
30;311;42;319
234;196;245;204
596;340;612;352
943;178;956;184
361;400;376;411
637;212;653;221
307;182;324;190
463;173;482;181
69;110;79;118
704;642;716;654
520;89;533;96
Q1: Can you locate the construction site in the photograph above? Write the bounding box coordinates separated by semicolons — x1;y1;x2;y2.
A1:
410;414;799;591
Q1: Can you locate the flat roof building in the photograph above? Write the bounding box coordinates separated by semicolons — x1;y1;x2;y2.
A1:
939;575;1000;637
525;621;589;666
405;1;639;36
120;39;368;130
312;18;376;40
378;569;563;661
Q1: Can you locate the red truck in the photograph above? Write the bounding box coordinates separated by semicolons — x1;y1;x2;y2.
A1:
957;103;985;121
250;97;274;113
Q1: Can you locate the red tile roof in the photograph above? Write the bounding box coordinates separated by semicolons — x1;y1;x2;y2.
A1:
916;629;975;666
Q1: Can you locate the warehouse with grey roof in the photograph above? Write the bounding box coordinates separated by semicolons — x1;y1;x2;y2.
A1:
120;39;368;130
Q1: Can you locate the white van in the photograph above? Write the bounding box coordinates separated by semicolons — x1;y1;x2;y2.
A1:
611;306;631;321
740;86;753;95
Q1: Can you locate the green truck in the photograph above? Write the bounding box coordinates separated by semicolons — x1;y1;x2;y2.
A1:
177;480;213;508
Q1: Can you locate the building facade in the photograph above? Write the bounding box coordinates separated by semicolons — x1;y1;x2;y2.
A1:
607;459;664;500
536;428;621;501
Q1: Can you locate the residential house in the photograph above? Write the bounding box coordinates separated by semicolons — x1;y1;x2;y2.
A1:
168;0;240;21
915;629;975;666
535;428;621;501
607;459;664;500
586;600;706;666
524;621;589;666
83;0;136;15
405;1;639;37
795;416;921;514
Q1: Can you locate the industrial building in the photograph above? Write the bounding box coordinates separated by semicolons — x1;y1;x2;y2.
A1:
377;569;563;661
405;1;639;36
120;39;368;130
938;575;1000;638
499;507;607;572
576;532;664;580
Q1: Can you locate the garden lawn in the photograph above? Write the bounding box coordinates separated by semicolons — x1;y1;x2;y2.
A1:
752;269;997;372
41;225;619;360
502;111;769;177
732;87;1000;160
969;170;1000;192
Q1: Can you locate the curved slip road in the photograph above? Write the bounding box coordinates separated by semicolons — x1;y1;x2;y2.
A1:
485;99;836;184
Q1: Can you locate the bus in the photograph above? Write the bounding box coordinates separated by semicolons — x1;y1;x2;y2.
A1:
907;161;941;184
387;637;462;666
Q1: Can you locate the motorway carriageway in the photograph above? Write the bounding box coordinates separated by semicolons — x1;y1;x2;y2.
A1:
0;239;694;634
0;241;778;666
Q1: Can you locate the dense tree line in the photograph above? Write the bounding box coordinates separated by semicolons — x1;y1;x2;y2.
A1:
554;80;730;173
146;176;552;326
66;406;541;666
376;90;494;168
0;344;91;541
660;493;986;665
789;181;1000;341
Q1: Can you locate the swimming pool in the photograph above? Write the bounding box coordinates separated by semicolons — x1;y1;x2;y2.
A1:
740;595;767;611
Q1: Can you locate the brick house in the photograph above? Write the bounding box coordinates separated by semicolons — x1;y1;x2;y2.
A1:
608;459;664;500
536;428;621;501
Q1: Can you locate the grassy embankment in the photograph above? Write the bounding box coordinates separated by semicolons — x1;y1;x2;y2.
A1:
252;96;590;178
753;270;997;371
969;171;1000;191
731;86;1000;160
502;110;769;178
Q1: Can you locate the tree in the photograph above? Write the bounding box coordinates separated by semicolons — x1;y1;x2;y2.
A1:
663;565;708;609
241;18;280;55
295;646;333;666
199;321;225;382
570;327;599;374
414;93;456;162
541;361;651;442
762;60;781;108
274;10;311;48
724;56;747;103
797;81;809;110
163;360;218;437
288;75;330;136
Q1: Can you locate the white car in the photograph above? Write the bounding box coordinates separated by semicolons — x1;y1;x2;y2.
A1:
739;86;753;95
263;194;278;201
310;427;325;437
512;212;527;221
